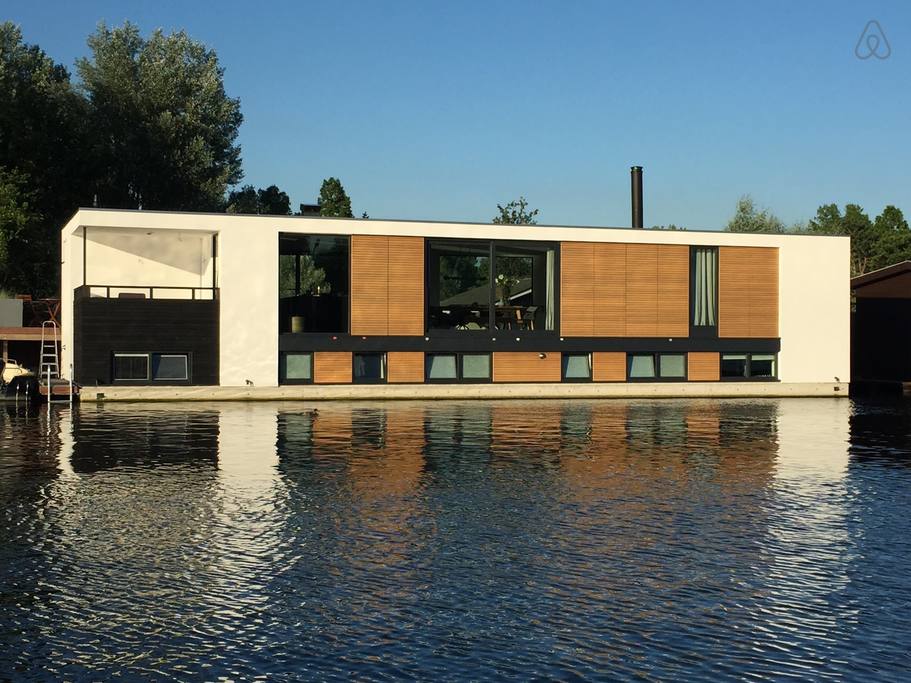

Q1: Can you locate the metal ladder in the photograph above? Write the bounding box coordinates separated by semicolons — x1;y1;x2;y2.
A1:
39;320;60;380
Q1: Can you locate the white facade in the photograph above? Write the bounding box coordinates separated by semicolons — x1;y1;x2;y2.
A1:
59;209;851;392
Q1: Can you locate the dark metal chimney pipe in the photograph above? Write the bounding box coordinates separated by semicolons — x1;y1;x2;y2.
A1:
630;166;643;228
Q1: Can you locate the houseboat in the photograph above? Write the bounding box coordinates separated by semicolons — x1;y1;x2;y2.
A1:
59;208;850;399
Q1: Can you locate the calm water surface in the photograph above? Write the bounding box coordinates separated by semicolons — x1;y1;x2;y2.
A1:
1;398;910;680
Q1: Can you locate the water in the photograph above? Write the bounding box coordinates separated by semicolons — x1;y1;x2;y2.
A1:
1;398;910;680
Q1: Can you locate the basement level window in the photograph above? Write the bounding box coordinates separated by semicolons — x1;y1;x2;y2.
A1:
562;354;592;381
628;353;687;381
721;353;777;379
354;353;386;383
113;354;149;381
280;352;313;384
425;353;492;382
152;354;189;381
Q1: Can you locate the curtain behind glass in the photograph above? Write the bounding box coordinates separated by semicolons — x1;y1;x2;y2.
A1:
545;250;555;330
694;247;717;326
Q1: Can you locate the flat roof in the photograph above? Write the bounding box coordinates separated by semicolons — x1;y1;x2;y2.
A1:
852;261;911;298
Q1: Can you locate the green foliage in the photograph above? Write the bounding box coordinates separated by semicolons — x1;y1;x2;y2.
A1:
0;22;89;295
725;196;785;234
493;197;539;225
808;203;911;276
651;224;687;231
318;177;353;217
279;254;327;296
227;184;291;215
76;21;243;211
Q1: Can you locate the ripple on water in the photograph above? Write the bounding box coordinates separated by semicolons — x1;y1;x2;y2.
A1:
0;398;910;680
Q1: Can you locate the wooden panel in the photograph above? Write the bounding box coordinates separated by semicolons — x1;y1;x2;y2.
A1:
493;352;561;383
388;237;424;335
560;242;594;336
657;245;689;337
593;243;626;336
688;352;720;381
314;351;352;384
592;352;626;382
350;235;388;335
625;243;658;336
719;247;778;338
387;351;424;383
750;248;779;337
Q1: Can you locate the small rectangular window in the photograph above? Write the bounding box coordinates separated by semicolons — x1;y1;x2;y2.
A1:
152;354;188;381
281;352;313;383
113;354;150;381
629;354;656;379
750;354;776;378
461;353;490;380
659;354;686;379
562;354;592;381
721;354;748;378
427;354;458;380
354;353;386;383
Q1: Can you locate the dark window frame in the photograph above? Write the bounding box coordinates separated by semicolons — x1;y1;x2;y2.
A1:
626;352;688;382
425;238;560;337
353;352;387;384
111;352;193;385
278;233;351;335
689;245;719;339
279;351;314;385
424;352;492;383
151;353;189;381
561;353;593;383
720;352;779;382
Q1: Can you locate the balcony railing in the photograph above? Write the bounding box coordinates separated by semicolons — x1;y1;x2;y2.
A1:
75;285;219;301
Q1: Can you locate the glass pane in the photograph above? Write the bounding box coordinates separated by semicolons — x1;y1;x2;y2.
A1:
461;354;490;379
354;353;385;381
659;354;686;378
629;355;656;378
278;234;349;333
113;355;148;380
563;354;591;379
749;354;776;378
284;353;312;380
721;354;748;378
429;241;491;330
427;354;458;379
152;354;188;380
693;247;718;327
493;244;555;331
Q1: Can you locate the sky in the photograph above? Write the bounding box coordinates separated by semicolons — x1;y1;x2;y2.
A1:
6;1;911;229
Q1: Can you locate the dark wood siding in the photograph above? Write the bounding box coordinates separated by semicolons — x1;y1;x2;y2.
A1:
74;297;219;385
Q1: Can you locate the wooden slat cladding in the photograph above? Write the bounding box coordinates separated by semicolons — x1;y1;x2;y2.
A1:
493;352;561;383
560;242;594;336
351;235;424;336
387;351;424;383
688;352;720;381
657;245;689;337
387;237;424;335
351;235;389;335
625;244;659;336
592;352;626;382
314;351;352;383
593;243;626;336
719;247;779;338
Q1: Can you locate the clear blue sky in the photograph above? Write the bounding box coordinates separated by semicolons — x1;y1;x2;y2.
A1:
6;1;910;229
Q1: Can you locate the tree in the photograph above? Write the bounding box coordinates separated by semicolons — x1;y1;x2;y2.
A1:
809;203;911;275
318;177;353;217
0;22;89;295
76;21;243;211
493;197;539;225
651;224;686;231
226;184;290;215
725;195;785;234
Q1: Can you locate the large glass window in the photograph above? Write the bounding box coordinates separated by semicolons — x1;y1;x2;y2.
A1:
427;240;556;332
279;234;349;333
428;241;491;331
692;246;718;334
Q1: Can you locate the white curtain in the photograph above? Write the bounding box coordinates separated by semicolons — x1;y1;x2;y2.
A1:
694;247;717;326
545;249;555;330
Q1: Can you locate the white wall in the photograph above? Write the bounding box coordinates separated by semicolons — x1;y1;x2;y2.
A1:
61;210;851;388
